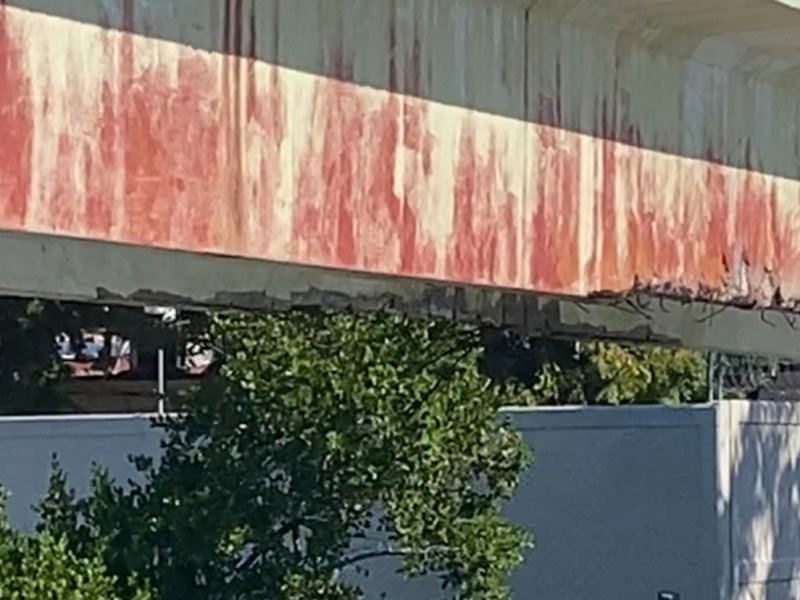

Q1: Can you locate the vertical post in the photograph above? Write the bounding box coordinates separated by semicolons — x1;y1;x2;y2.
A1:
707;351;717;402
157;348;166;416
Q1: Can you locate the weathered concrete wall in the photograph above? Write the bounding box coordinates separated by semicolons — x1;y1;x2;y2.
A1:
0;0;529;289
2;0;800;337
526;1;800;303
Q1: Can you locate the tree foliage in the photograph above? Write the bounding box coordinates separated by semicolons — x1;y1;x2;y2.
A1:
529;341;707;405
0;493;134;599
481;331;707;405
39;311;532;600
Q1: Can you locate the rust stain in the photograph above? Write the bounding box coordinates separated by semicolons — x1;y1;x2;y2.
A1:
530;125;581;293
243;0;285;259
220;0;246;251
446;123;519;286
292;75;360;268
2;2;800;316
388;7;397;93
400;100;437;275
0;3;31;228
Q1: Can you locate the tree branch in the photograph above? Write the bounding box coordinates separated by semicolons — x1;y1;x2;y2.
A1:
337;544;451;570
336;549;410;569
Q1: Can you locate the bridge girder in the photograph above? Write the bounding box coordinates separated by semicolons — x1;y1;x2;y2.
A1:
1;0;800;356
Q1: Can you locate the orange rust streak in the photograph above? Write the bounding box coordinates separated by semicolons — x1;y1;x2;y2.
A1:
399;99;437;276
292;78;363;268
83;79;116;237
446;123;519;286
599;139;619;289
529;127;581;292
0;7;30;229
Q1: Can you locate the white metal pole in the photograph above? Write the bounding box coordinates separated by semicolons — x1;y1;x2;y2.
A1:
157;348;166;415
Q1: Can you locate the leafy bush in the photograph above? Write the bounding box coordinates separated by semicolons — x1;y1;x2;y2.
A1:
482;332;707;405
0;493;139;599
530;341;707;405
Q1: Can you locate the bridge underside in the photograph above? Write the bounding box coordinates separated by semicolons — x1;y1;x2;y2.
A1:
2;0;800;356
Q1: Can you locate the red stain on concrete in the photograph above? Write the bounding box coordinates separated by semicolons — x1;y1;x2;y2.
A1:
246;68;286;258
625;154;648;284
400;98;437;276
83;80;117;237
0;6;31;228
242;1;285;257
118;3;220;252
165;54;222;251
50;134;78;233
529;126;581;292
292;70;442;277
403;102;433;177
293;76;423;274
120;61;182;246
704;163;729;286
445;124;519;286
218;0;242;252
292;79;360;268
598;140;618;289
737;172;775;272
644;156;680;285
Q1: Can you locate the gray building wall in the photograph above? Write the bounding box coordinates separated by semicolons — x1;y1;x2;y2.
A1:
0;415;163;531
0;403;795;599
346;404;721;600
503;405;720;600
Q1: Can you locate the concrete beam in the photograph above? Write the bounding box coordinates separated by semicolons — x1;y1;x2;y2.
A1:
3;1;800;349
4;230;799;359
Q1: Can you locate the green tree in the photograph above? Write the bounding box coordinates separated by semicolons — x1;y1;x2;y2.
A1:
481;330;707;405
41;311;532;600
0;492;139;599
530;341;707;405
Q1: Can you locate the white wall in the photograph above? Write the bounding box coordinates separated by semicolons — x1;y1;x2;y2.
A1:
721;401;800;600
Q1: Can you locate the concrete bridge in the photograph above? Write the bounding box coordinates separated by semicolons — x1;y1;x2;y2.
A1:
2;0;800;356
